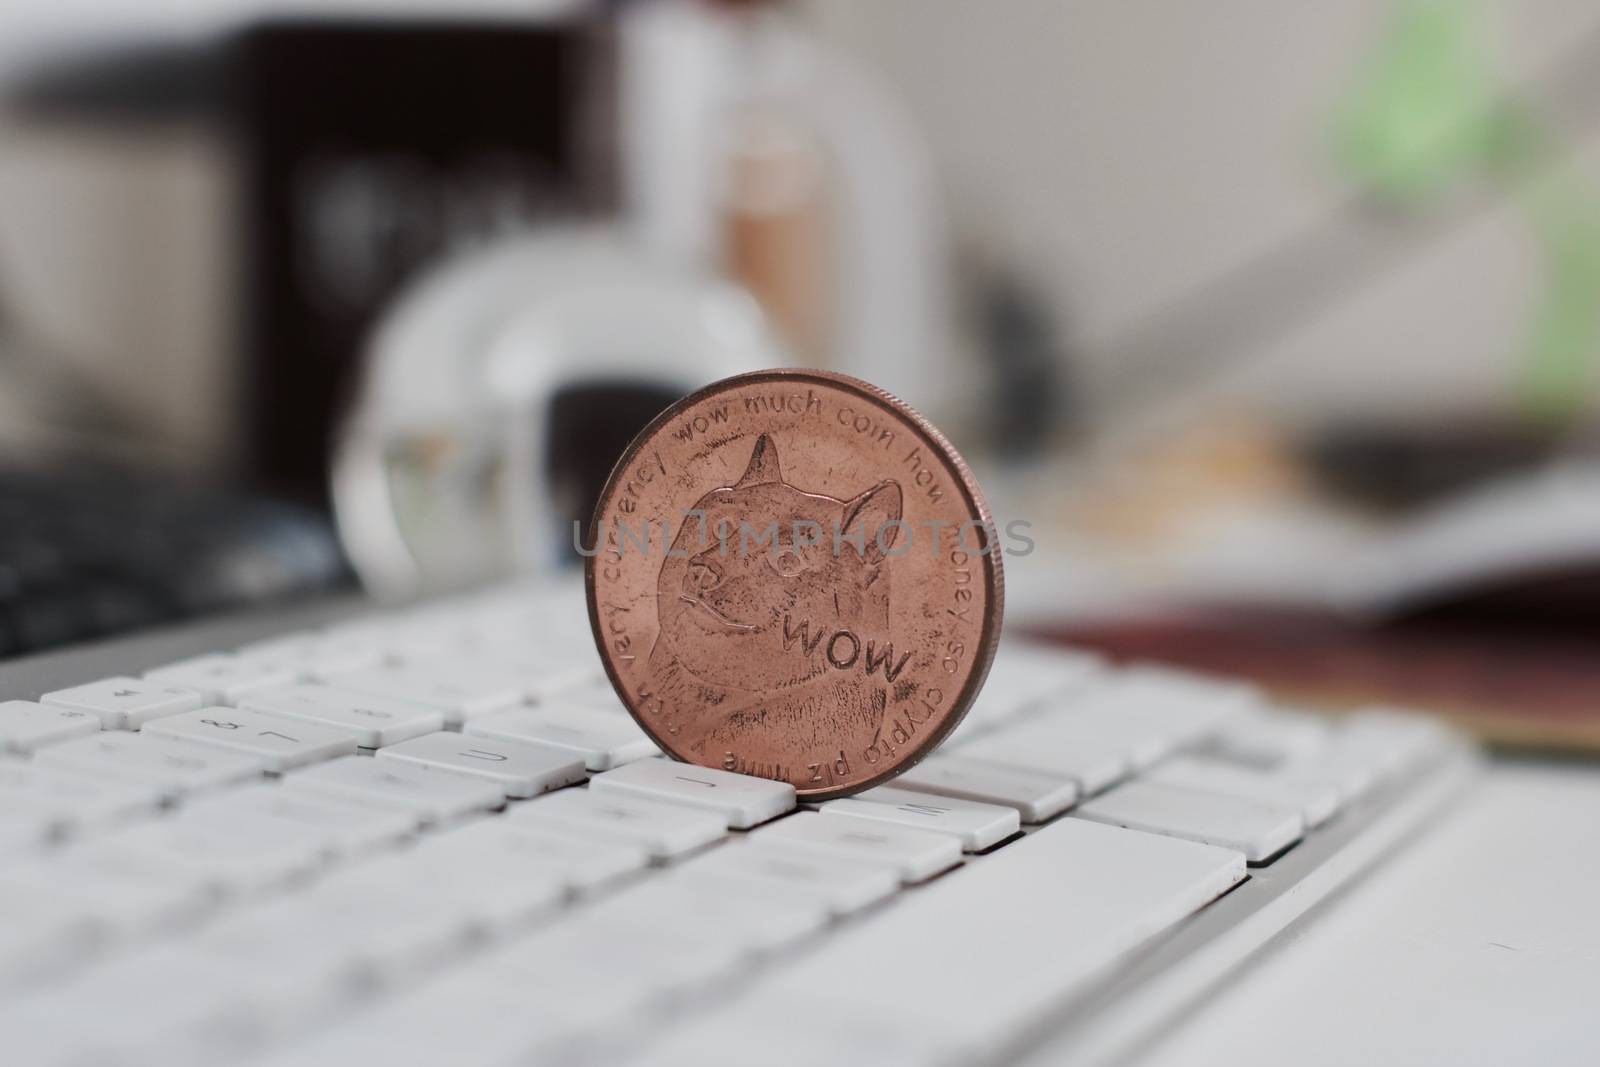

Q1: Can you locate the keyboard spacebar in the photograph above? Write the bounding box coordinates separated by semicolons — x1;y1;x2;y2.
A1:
656;818;1246;1062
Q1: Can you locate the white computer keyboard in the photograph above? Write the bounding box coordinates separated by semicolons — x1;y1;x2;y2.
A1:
0;582;1472;1067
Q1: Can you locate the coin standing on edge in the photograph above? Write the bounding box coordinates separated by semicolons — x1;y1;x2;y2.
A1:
585;369;1004;800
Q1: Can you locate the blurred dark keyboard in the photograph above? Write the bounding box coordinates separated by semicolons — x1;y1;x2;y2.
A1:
0;467;350;658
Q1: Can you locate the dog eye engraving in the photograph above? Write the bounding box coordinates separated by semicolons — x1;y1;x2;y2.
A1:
768;549;806;578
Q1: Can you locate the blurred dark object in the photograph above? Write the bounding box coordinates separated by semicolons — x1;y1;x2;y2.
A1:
546;381;683;553
975;270;1072;458
5;38;224;123
3;17;617;505
1304;419;1576;511
233;19;617;504
0;466;350;658
1034;606;1600;755
1392;564;1600;630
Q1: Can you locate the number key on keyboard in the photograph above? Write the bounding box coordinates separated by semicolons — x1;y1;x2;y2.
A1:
465;707;659;770
819;786;1021;852
588;758;796;829
0;700;101;753
240;684;445;749
144;654;299;706
41;677;203;730
324;664;522;728
284;755;504;824
236;631;384;681
376;732;586;799
142;707;360;772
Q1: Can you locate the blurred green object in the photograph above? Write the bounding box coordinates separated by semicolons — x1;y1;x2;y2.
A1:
1334;0;1502;202
1521;170;1600;420
1336;0;1600;424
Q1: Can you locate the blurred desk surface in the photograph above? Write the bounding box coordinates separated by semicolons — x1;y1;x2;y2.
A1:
1137;761;1600;1067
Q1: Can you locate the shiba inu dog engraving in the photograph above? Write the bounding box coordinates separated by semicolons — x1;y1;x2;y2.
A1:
587;370;1003;799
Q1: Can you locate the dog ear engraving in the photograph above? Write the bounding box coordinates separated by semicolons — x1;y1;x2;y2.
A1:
841;480;904;562
734;434;783;488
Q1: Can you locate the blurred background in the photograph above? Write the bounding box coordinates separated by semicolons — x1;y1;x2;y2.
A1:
1;0;1596;747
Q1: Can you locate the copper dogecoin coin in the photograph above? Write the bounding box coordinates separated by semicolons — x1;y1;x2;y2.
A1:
585;369;1004;800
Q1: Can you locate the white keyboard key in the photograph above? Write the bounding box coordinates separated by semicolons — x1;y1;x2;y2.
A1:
682;841;900;916
240;684;444;748
472;914;739;1030
0;699;100;752
1122;661;1258;705
331;848;566;934
1074;779;1304;863
1206;705;1333;769
600;875;828;956
894;753;1079;823
1275;710;1451;808
389;627;602;694
11;847;214;935
182;783;418;858
1339;707;1454;779
751;810;959;883
1148;754;1341;827
1283;737;1383;804
542;678;631;715
376;731;585;799
0;760;162;838
382;624;529;665
0;808;59;851
1093;673;1254;749
649;819;1245;1061
35;730;268;798
41;676;203;730
196;887;467;992
142;706;359;772
0;880;99;986
465;706;658;770
969;642;1104;720
326;663;522;727
1077;706;1185;768
512;786;726;860
237;631;384;680
285;755;504;823
244;979;541;1067
959;716;1133;795
10;946;244;1062
76;818;324;897
589;758;795;829
820;786;1021;852
145;654;299;706
423;818;649;893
